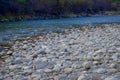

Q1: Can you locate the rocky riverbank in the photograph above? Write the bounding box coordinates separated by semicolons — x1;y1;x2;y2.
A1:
0;24;120;80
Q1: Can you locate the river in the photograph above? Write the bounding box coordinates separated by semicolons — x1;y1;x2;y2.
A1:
0;15;120;43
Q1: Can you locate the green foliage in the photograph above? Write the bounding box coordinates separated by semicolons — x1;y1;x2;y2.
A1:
17;0;26;4
110;0;120;2
0;0;120;17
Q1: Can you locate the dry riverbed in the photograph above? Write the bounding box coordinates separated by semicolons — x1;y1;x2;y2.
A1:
0;24;120;80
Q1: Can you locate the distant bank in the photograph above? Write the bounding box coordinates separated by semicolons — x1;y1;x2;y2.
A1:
0;11;120;22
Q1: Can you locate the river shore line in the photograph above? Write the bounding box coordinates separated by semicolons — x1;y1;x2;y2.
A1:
0;11;120;22
0;23;120;80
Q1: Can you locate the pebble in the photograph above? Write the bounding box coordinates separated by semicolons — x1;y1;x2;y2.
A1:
34;49;42;55
93;55;101;61
116;47;120;51
9;65;17;70
78;74;91;80
53;65;61;71
111;54;119;61
23;41;28;44
41;57;48;62
43;69;53;73
68;73;78;80
109;63;117;68
63;68;72;73
93;68;107;74
84;54;93;61
56;74;68;80
35;60;55;69
4;77;13;80
7;51;12;55
93;61;102;65
22;44;29;49
105;76;119;80
83;62;92;70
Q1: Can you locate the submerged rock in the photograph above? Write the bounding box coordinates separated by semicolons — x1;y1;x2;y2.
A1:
0;47;4;52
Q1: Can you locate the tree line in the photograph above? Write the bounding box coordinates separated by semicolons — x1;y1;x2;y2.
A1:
0;0;120;17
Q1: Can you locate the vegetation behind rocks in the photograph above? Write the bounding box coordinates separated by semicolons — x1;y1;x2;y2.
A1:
0;0;120;22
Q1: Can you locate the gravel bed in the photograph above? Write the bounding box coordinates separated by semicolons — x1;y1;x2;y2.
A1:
0;24;120;80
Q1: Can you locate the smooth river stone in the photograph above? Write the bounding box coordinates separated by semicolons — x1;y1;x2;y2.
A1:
7;51;13;55
78;74;92;80
83;61;92;70
35;61;55;69
93;68;107;74
105;76;119;80
43;68;53;73
22;44;29;50
62;68;72;74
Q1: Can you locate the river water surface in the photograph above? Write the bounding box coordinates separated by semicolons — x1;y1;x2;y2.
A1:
0;15;120;43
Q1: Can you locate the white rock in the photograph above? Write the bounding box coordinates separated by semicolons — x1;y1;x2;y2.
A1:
78;74;91;80
93;68;107;74
94;55;101;61
105;76;119;80
23;40;28;44
109;63;117;68
116;47;120;51
83;62;92;70
53;65;61;71
7;51;12;55
31;73;41;78
84;54;93;61
45;48;50;53
93;61;102;65
41;57;47;62
34;50;41;54
111;55;119;61
43;69;53;73
94;49;105;56
63;68;72;73
22;45;29;49
15;41;20;44
9;65;17;70
72;52;78;56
